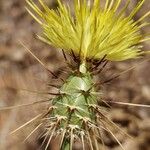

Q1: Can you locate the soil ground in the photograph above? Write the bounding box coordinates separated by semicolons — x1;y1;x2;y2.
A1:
0;0;149;150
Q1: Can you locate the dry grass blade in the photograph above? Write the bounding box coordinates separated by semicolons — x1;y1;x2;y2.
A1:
60;129;67;149
81;132;85;150
40;128;51;148
0;100;50;111
97;108;133;139
23;123;43;142
107;101;150;108
98;121;126;150
40;122;56;148
70;128;74;150
19;41;48;71
45;126;57;150
86;129;94;150
19;41;61;80
10;113;42;134
92;129;99;150
119;58;150;75
15;88;49;95
97;126;106;150
102;58;150;84
104;124;126;150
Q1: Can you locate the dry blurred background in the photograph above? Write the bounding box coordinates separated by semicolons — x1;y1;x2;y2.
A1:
0;0;150;150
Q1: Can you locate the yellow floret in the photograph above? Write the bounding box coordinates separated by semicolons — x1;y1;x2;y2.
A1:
26;0;149;61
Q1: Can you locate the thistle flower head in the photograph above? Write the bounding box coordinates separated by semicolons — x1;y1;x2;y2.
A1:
26;0;149;61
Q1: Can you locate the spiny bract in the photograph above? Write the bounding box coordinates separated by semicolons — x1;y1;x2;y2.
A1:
26;0;149;61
